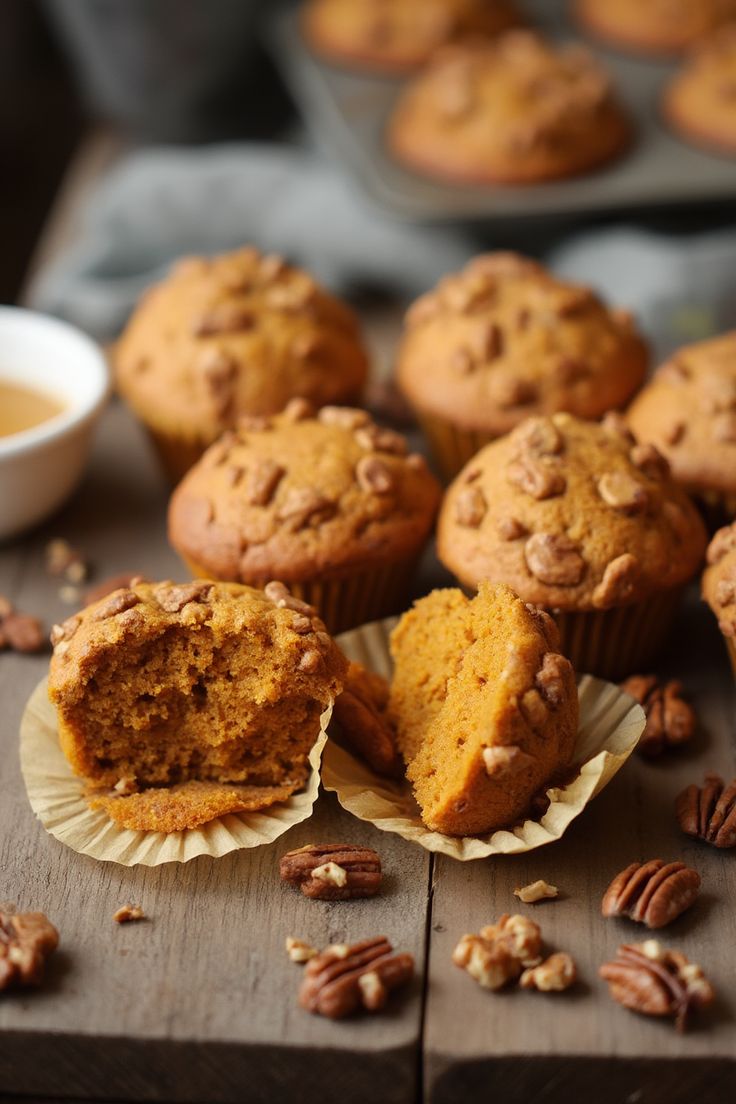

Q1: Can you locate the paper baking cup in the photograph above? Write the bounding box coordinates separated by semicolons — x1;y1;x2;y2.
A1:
690;487;736;534
325;618;645;860
415;412;495;481
147;429;209;483
19;678;331;866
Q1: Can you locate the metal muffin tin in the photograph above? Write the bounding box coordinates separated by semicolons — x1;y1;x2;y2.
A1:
270;0;736;221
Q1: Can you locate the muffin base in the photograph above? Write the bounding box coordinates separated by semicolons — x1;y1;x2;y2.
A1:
183;556;423;636
551;588;685;681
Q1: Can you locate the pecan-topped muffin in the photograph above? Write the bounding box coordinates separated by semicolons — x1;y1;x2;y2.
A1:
664;26;736;155
437;413;707;677
628;332;736;523
302;0;522;74
396;252;647;478
389;582;578;835
703;522;736;672
387;32;630;185
574;0;736;57
115;246;369;481
167;401;442;633
48;580;347;831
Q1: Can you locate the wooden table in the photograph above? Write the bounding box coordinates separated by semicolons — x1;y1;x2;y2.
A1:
1;138;735;1104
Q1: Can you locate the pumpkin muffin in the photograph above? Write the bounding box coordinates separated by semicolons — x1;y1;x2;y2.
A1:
664;26;736;156
301;0;522;74
396;251;647;478
437;414;707;678
389;582;578;836
115;246;369;481
628;332;736;524
574;0;736;57
48;579;347;831
703;522;736;673
387;32;630;186
168;401;442;634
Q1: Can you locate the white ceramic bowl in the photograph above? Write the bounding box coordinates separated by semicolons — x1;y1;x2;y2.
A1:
0;306;110;541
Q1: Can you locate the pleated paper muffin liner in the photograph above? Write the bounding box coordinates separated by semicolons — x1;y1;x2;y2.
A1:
415;411;495;481
325;618;645;860
19;677;331;866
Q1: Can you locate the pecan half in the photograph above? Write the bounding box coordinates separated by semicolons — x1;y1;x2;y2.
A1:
0;910;59;990
332;664;403;778
506;457;566;500
280;843;382;900
452;914;543;991
600;941;714;1031
520;953;576;991
299;936;414;1018
620;676;696;758
524;533;585;586
1;612;45;653
91;588;141;621
601;860;700;929
675;773;736;848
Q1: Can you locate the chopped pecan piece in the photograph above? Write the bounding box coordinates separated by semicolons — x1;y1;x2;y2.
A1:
245;459;285;506
280;843;382;900
155;582;212;613
520;952;576;991
497;516;526;540
299;936;414;1018
0;909;59;990
599;941;714;1031
511;416;563;457
277;486;335;531
282;397;314;422
354;424;408;456
524;533;585;586
506;457;566;500
675;773;736;848
45;538;88;583
91;588;141;621
264;580;317;617
113;904;145;924
514;880;559;904
452;914;543;991
286;936;318;963
591;553;640;609
318;406;370;430
601;860;700;929
482;745;535;777
597;472;649;513
620;676;696;758
192;301;255;336
85;573;148;606
356;455;394;495
454;485;487;528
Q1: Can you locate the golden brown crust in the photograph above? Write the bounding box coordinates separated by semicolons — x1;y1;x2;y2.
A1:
396;252;647;437
301;0;522;74
437;413;707;611
663;26;736;155
628;332;736;498
167;405;442;584
115;247;369;466
387;33;630;185
574;0;736;57
389;582;578;836
89;778;303;832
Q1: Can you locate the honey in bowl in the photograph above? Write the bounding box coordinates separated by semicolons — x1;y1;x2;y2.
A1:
0;380;65;438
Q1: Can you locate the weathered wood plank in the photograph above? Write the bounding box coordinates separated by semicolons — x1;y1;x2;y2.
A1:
0;402;428;1104
424;595;736;1103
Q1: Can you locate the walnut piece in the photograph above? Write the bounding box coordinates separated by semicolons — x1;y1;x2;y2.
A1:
620;675;696;758
675;773;736;849
524;533;585;586
601;859;700;929
600;941;714;1031
0;909;59;989
113;904;146;924
452;914;543;991
286;936;318;963
520;952;576;991
280;843;382;900
514;880;559;903
299;936;414;1018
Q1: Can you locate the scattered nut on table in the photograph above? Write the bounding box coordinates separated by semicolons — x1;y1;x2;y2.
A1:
286;936;319;964
45;538;89;584
113;904;146;924
599;941;714;1031
619;675;696;757
675;773;736;848
279;843;382;900
452;913;576;994
0;595;45;654
514;880;559;903
601;860;700;929
298;936;414;1018
0;908;59;989
520;952;576;992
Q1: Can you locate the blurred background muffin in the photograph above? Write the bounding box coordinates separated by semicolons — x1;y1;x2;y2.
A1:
574;0;736;56
396;251;647;478
387;31;630;185
664;25;736;156
168;400;442;633
436;412;707;678
301;0;522;74
628;331;736;525
115;245;370;481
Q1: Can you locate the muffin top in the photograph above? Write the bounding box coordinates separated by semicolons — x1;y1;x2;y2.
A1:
387;32;629;184
628;331;736;496
664;26;736;154
437;413;707;611
115;246;369;444
302;0;521;72
168;401;442;582
702;522;736;636
574;0;736;55
396;252;647;435
49;578;346;703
